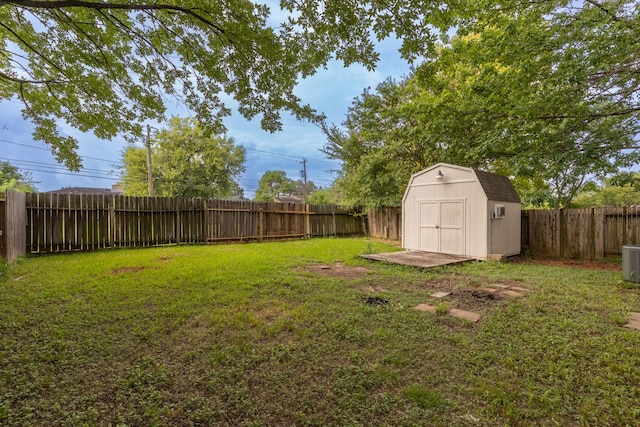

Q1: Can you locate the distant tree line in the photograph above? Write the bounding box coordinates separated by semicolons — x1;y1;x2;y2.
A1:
322;1;640;209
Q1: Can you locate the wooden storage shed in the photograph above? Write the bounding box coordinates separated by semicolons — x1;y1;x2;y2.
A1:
402;163;521;260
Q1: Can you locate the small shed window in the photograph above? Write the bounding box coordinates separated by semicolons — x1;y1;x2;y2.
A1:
494;204;505;219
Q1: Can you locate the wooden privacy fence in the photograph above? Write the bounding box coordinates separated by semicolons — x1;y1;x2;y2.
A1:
9;191;638;261
205;200;362;243
523;207;640;259
367;207;402;240
2;191;363;258
367;206;640;259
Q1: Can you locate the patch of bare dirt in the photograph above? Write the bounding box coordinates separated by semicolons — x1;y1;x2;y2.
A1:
110;266;145;274
413;274;532;312
361;296;389;306
514;256;621;271
157;254;187;262
448;288;504;311
307;263;370;280
362;284;388;293
421;274;528;292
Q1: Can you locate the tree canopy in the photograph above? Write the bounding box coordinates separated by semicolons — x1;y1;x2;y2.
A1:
572;172;640;208
253;170;297;202
0;161;37;192
0;0;457;170
121;117;245;198
324;0;640;208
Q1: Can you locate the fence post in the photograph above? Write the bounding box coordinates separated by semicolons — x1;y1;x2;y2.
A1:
306;204;311;238
175;197;182;244
558;209;565;258
109;195;115;248
332;205;337;237
0;197;5;259
259;208;264;243
6;190;26;263
622;206;628;247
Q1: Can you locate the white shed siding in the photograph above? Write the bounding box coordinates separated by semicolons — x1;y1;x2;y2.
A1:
402;163;521;260
402;165;488;257
487;201;521;256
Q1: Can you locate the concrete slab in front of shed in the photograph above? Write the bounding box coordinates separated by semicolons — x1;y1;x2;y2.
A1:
361;250;474;269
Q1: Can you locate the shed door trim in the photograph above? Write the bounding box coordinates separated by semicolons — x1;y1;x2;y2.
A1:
418;199;465;255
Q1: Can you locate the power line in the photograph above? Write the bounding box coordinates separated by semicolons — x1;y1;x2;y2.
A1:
0;157;119;177
1;138;338;191
6;166;119;181
0;138;120;164
242;146;337;168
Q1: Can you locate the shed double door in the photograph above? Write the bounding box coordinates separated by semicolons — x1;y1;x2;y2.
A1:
419;200;465;255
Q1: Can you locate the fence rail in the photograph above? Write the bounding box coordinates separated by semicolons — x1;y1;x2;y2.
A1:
1;192;363;258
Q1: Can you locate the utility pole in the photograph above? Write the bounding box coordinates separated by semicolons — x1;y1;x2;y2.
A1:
146;124;153;197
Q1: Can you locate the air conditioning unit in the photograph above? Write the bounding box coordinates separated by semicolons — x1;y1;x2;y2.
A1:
623;245;640;282
494;204;506;219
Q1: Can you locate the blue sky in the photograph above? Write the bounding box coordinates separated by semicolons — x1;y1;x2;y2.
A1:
0;34;411;199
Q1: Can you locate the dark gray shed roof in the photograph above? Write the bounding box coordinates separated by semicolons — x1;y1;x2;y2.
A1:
473;169;521;203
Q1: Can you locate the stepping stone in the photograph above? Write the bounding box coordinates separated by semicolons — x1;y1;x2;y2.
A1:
415;305;481;323
501;290;525;297
480;288;500;293
510;286;530;292
430;291;450;298
623;312;640;330
415;304;436;313
449;308;481;323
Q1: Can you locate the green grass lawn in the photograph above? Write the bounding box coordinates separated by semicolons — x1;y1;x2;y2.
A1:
1;238;640;426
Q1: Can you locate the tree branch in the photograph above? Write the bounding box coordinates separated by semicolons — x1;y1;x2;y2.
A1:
0;20;72;81
0;69;61;84
1;0;226;35
583;0;626;23
537;107;640;120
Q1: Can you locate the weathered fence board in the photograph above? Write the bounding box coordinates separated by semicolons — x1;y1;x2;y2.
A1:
0;198;5;258
520;211;530;250
6;190;26;263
